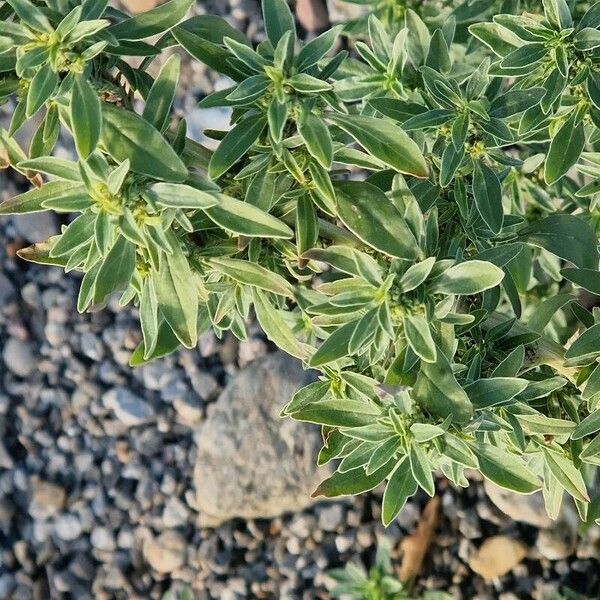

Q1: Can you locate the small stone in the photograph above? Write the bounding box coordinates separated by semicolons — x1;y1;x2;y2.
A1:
0;272;16;306
536;510;578;560
0;440;14;469
54;514;82;541
469;536;527;580
318;504;344;532
29;480;66;520
162;497;190;528
173;394;203;426
144;530;186;573
484;481;552;528
3;338;36;377
90;526;116;552
102;388;155;426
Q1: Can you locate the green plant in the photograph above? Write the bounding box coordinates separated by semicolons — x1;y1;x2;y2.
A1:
327;537;451;600
0;0;600;526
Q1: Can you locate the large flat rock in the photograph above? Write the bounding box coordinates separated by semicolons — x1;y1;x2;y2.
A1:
194;352;330;527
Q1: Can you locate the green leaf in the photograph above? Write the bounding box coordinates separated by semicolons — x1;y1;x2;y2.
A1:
312;459;396;498
328;114;429;178
210;257;293;297
465;377;528;409
262;0;295;47
0;181;86;215
334;181;419;260
382;458;418;526
564;323;600;366
291;397;381;427
71;76;101;159
93;236;136;305
404;314;437;363
543;449;589;502
208;114;266;180
296;26;341;72
108;0;194;40
101;104;187;182
473;443;541;494
298;112;333;169
545;113;585;185
26;63;58;117
153;241;198;348
253;289;311;360
561;268;600;295
431;260;505;295
413;348;474;424
204;194;293;238
150;183;220;209
7;0;52;33
518;215;599;270
142;54;180;131
473;161;504;234
409;443;435;496
542;0;572;29
17;157;81;181
309;319;358;367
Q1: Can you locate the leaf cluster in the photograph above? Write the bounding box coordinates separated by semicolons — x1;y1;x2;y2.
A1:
0;0;600;525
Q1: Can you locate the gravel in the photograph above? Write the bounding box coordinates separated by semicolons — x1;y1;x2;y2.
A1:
0;1;598;599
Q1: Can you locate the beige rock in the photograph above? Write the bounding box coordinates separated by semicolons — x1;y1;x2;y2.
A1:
469;536;527;580
143;530;186;573
484;481;552;528
29;480;66;520
297;0;330;32
117;0;163;13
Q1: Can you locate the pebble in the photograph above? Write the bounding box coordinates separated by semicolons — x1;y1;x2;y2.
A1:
143;530;187;573
54;514;82;541
469;536;528;580
3;338;36;377
102;388;155;427
29;481;66;520
90;527;116;552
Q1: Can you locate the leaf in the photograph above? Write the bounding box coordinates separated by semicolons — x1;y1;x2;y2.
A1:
409;442;435;496
328;114;428;178
399;497;440;583
108;0;194;40
26;63;58;117
150;183;220;209
518;215;599;270
253;289;311;360
400;257;436;292
543;449;589;502
564;323;600;366
209;257;294;297
298;112;333;169
153;241;198;348
309;319;358;367
473;443;541;494
465;377;528;409
291;397;381;427
404;314;437;363
262;0;295;47
561;268;600;295
101;105;187;182
208;114;266;180
413;348;474;424
6;0;52;33
93;236;136;305
71;76;101;159
431;260;505;295
204;194;293;238
312;459;396;498
545;113;585;185
142;53;180;131
334;180;420;260
0;181;86;215
473;161;504;234
382;458;418;525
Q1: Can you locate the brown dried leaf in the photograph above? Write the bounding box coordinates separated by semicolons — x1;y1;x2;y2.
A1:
399;496;440;583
